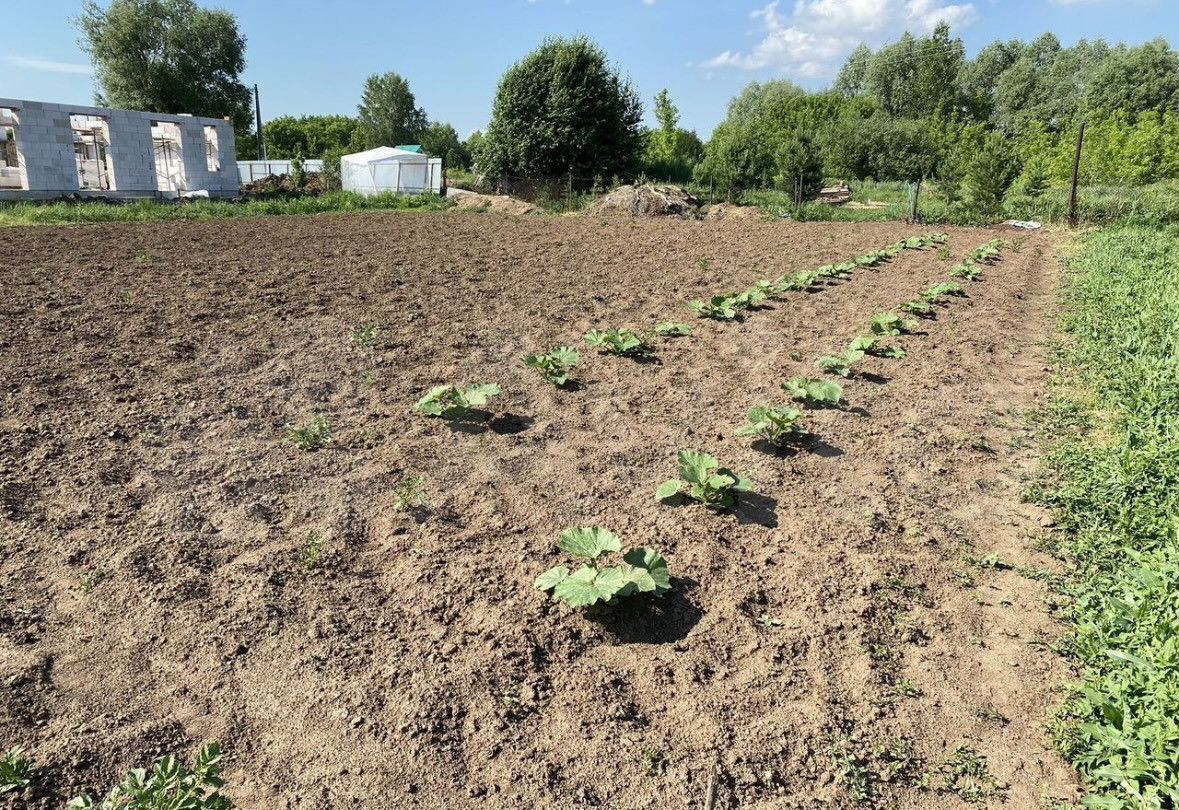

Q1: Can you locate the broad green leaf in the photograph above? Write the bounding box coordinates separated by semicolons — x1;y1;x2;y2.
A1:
558;527;621;560
623;547;671;594
553;566;613;608
656;479;683;500
535;565;570;591
678;450;717;483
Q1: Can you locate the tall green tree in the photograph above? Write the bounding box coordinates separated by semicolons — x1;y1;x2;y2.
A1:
263;115;360;159
863;24;965;119
357;72;427;149
643;89;703;183
834;44;873;97
78;0;253;135
419;122;471;169
480;36;643;181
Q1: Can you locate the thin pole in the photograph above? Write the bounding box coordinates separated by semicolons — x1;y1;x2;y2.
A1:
254;84;265;161
910;177;922;224
1068;121;1085;228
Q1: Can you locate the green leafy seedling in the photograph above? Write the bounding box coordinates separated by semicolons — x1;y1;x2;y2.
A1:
414;383;501;418
522;346;580;386
736;406;805;448
920;281;964;301
900;299;933;317
654;322;692;337
688;295;739;321
657;449;752;509
968;240;1003;263
816;349;865;377
67;742;227;810
850;335;907;359
0;747;31;794
535;528;670;609
285;416;332;451
585;327;648;356
782;376;843;407
870;313;918;336
951;262;983;280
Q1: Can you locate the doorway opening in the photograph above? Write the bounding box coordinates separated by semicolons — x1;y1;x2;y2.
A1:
70;114;115;191
0;107;27;190
150;121;186;193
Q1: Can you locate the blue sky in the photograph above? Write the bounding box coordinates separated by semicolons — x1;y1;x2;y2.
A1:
5;0;1175;139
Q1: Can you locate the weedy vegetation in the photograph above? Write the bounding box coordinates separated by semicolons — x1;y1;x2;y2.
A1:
0;747;32;794
301;529;326;569
350;322;380;350
392;473;428;511
923;744;1008;804
735;406;805;448
783;377;843;407
414;383;501;418
657;449;752;509
67;742;228;809
285;416;333;451
585;327;649;356
534;528;670;609
522;346;580;386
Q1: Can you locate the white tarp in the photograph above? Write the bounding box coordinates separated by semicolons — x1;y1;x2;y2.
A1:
340;146;442;196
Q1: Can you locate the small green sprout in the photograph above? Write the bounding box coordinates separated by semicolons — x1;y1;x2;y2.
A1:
951;262;983;280
967;239;1003;264
522;346;580;386
870;313;919;336
816;349;865;377
535;528;670;609
585;327;648;356
736;406;805;447
920;281;964;301
392;473;428;511
657;449;752;509
850;335;907;359
654;321;692;337
285;416;333;451
900;299;933;316
301;529;325;569
0;747;32;794
414;383;501;418
688;295;739;321
782;377;843;407
350;322;380;349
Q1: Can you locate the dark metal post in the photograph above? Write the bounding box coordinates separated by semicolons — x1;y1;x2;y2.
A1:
254;84;265;161
910;177;922;224
1068;121;1085;228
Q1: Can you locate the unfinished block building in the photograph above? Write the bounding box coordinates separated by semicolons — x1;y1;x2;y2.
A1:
0;97;239;200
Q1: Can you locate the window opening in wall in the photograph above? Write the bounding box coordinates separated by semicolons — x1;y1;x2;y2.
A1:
70;114;115;191
0;107;28;191
204;126;220;173
150;121;186;193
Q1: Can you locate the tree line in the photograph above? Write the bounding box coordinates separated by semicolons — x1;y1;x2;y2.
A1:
78;0;1179;211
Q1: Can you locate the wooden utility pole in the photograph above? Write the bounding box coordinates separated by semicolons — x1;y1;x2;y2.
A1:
254;84;265;161
1067;121;1086;227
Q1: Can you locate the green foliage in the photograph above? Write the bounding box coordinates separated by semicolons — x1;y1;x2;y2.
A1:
653;322;692;337
688;296;738;321
816;350;865;378
642;89;704;183
1032;226;1179;809
357;72;427;150
414;384;501;418
301;529;325;569
920;281;965;301
350;322;380;349
285;416;332;451
68;742;229;809
481;36;643;181
78;0;253;136
870;313;918;336
535;528;670;609
968;239;1005;263
522;346;580;386
850;335;907;359
772;133;824;202
900;299;933;317
392;474;428;512
584;328;648;356
925;744;1008;804
419;122;471;170
782;377;843;407
657;450;751;509
962;132;1020;218
0;747;31;794
735;406;805;447
951;261;983;280
262;115;360;160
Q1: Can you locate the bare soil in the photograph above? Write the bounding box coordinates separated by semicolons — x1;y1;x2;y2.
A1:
1;212;1079;808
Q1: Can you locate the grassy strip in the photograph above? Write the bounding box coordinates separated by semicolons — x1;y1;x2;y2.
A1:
1032;225;1179;808
0;191;451;226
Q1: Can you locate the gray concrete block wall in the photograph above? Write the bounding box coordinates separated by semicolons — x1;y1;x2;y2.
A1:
0;97;240;199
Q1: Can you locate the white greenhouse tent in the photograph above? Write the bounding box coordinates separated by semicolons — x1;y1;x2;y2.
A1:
340;146;442;196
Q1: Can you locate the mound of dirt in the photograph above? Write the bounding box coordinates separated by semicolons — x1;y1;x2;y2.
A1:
241;172;333;196
448;189;537;215
584;184;701;217
701;202;765;221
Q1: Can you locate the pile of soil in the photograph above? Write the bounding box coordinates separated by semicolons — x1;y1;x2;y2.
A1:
1;215;1078;808
584;184;701;217
701;202;765;221
448;189;537;215
240;171;333;196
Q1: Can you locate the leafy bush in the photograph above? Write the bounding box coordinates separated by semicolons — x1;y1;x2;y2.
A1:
688;296;739;321
414;383;501;418
735;406;805;447
535;528;670;609
285;416;333;451
782;377;843;407
657;450;751;509
584;327;649;356
68;743;229;809
870;313;918;336
654;322;692;337
522;347;580;386
0;748;31;794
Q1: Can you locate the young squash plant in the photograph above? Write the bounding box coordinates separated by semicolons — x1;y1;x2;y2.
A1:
816;349;865;378
688;295;739;321
951;262;983;281
736;406;805;448
522;347;579;386
968;239;1004;264
919;281;965;302
900;299;934;317
414;383;501;418
870;313;919;336
67;743;228;810
654;321;692;337
535;528;670;609
0;747;31;795
657;450;752;509
850;335;906;359
585;327;649;356
783;377;843;407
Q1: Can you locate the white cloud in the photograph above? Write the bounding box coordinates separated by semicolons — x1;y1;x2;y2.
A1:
705;0;977;78
5;55;93;75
